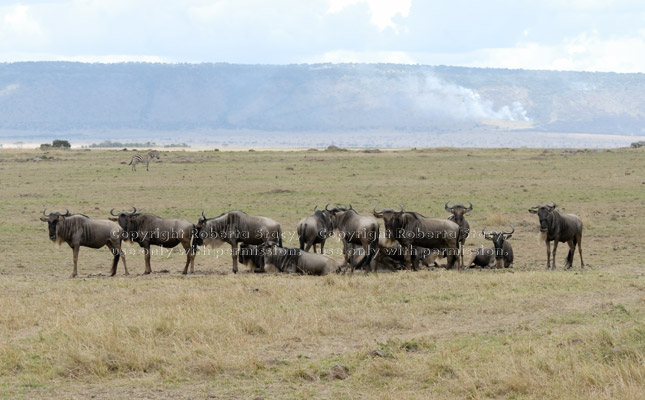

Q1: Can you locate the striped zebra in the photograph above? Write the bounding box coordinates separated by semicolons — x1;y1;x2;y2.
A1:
129;150;160;171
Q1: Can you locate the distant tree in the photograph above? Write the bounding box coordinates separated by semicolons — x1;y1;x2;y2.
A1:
52;139;71;148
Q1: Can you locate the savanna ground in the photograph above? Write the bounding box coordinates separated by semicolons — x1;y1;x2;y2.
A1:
0;146;643;399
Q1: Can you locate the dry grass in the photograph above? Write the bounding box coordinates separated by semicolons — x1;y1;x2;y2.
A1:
0;146;643;399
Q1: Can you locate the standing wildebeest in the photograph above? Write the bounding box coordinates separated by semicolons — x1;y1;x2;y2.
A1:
110;207;195;274
193;210;282;274
240;242;340;275
326;205;380;273
373;206;461;270
468;227;514;269
529;202;584;270
40;209;128;278
297;204;334;253
445;201;472;267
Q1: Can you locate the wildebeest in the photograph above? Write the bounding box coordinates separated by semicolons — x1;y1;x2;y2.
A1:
348;238;434;271
110;207;195;274
240;242;339;275
40;209;128;278
373;206;461;270
468;227;514;269
297;204;334;253
445;201;472;266
529;202;584;270
193;210;282;273
326;205;380;273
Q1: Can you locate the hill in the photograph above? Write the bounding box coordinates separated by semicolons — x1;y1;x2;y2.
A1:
1;62;644;146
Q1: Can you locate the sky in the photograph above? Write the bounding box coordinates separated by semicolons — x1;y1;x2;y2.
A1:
1;0;645;72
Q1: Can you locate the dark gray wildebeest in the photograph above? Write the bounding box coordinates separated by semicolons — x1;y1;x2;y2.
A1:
40;209;128;278
529;202;584;270
297;204;334;253
445;201;472;267
326;205;379;273
193;210;282;274
110;207;195;274
348;238;434;271
468;227;514;269
239;242;340;275
373;206;461;270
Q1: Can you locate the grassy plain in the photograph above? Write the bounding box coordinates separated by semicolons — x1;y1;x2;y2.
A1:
0;146;643;399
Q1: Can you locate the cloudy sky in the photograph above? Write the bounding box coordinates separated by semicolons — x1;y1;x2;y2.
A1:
1;0;644;72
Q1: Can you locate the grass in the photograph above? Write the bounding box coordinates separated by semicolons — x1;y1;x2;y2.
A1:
0;146;643;399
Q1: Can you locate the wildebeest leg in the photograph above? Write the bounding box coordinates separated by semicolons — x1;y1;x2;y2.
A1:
577;234;585;268
231;242;239;273
120;250;129;276
551;240;559;270
320;240;325;255
545;240;552;270
402;243;413;270
143;244;152;274
71;245;80;278
146;160;149;171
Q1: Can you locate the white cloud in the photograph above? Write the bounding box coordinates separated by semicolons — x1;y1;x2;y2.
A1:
1;4;45;42
309;49;417;64
0;83;19;97
327;0;411;31
466;32;645;72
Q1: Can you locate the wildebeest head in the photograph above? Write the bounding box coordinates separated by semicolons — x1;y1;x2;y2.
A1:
40;208;70;241
445;201;472;223
482;226;514;259
528;202;557;232
313;204;334;232
325;204;351;228
110;207;139;235
373;205;405;238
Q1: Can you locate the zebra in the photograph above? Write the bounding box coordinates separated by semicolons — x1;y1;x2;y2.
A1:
129;150;160;171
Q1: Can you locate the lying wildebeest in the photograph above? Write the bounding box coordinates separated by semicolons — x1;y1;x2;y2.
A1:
326;204;379;273
348;239;434;271
193;210;282;273
110;207;195;274
529;202;584;270
468;227;514;269
373;206;461;270
40;209;128;278
240;242;340;275
445;201;472;267
297;204;334;253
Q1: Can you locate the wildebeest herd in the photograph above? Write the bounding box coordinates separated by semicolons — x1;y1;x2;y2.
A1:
40;201;585;277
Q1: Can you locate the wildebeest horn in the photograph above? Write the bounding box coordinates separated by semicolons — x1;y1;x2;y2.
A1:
373;205;385;216
325;204;330;211
465;201;473;212
42;208;50;217
550;202;557;210
201;211;206;219
503;226;515;235
313;205;318;212
63;209;70;216
348;204;353;210
445;201;453;211
130;206;137;214
398;204;405;213
110;208;118;216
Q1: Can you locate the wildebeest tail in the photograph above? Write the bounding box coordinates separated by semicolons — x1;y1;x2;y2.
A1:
278;226;283;247
299;223;306;250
